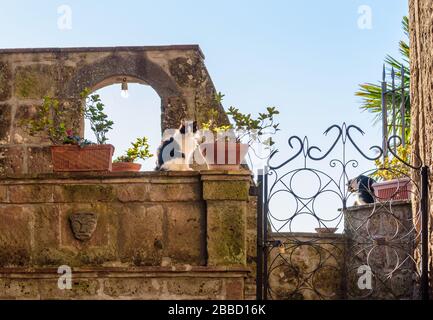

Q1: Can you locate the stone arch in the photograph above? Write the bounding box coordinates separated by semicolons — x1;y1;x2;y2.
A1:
63;53;185;133
0;45;228;175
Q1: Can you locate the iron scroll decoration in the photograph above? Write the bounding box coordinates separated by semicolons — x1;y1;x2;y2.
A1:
261;123;423;300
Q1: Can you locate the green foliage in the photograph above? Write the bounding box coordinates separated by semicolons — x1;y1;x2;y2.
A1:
372;144;410;181
201;92;280;147
114;136;153;163
22;89;114;146
21;96;67;144
355;16;410;142
81;88;114;144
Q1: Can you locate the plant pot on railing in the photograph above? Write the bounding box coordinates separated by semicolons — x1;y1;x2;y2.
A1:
201;142;249;171
51;144;115;172
372;177;412;201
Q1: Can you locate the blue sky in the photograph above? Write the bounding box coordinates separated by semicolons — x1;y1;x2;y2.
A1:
0;0;408;231
0;0;408;162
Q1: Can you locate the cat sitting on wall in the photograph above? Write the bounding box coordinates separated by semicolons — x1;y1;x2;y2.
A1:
155;120;204;171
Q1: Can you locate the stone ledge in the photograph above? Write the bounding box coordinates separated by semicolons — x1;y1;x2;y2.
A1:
0;45;205;58
270;232;346;240
343;199;411;212
0;170;201;181
0;266;250;277
200;170;252;181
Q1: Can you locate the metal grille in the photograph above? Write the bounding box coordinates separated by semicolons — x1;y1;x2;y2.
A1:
256;123;429;300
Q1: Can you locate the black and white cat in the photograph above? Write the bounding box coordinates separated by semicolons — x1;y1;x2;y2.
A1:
155;120;202;171
347;175;376;205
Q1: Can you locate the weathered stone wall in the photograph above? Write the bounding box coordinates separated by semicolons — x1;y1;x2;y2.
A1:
409;0;433;296
0;171;254;299
0;45;228;176
345;201;417;299
267;233;345;300
267;202;416;300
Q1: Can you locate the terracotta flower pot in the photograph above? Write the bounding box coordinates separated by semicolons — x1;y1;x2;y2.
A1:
372;177;412;201
200;142;249;170
112;162;142;172
51;144;114;172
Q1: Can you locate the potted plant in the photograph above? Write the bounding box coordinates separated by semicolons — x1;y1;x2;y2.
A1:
371;145;412;201
112;136;153;172
22;90;115;172
200;93;280;170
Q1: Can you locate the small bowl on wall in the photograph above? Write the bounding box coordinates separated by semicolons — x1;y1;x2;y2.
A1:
315;227;338;234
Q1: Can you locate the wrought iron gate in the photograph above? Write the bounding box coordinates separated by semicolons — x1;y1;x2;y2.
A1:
256;123;429;300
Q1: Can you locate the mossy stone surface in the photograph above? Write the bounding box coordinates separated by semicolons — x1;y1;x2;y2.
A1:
54;184;116;202
207;201;246;266
203;181;249;200
14;64;56;99
0;62;12;101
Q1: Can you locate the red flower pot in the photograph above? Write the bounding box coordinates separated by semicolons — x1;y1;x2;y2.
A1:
51;144;114;172
372;177;412;201
112;162;142;172
200;142;249;170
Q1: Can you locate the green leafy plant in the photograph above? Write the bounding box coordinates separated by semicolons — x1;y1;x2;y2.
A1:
372;145;410;181
63;129;93;148
355;16;410;142
81;88;114;144
114;136;153;163
201;92;280;147
21;96;67;144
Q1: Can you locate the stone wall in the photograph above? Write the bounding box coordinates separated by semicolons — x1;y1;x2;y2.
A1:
267;233;345;300
345;201;417;299
0;45;229;176
0;170;255;299
267;201;416;300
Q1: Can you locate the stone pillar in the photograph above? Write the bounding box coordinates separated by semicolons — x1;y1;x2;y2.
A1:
201;171;250;266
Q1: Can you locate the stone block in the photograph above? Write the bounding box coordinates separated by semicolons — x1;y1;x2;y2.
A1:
8;184;53;203
203;180;249;200
54;184;116;203
0;185;7;202
0;61;12;101
0;104;11;144
12;104;48;144
103;278;162;298
0;205;31;267
148;182;201;202
168;56;207;87
207;201;247;266
14;64;57;99
225;279;244;300
166;203;203;264
0;146;25;175
118;204;164;266
56;203;118;266
246;229;257;265
39;278;100;299
247;196;257;230
115;183;150;202
27;146;53;174
0;278;39;299
166;278;223;298
34;205;60;248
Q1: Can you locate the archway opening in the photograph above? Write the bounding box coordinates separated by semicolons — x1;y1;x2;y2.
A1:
84;81;161;171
